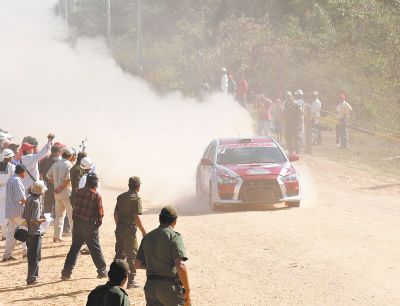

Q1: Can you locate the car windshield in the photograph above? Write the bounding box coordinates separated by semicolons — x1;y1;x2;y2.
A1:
217;146;287;165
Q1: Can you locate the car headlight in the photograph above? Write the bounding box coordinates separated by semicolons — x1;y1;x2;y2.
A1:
216;168;238;184
280;174;298;183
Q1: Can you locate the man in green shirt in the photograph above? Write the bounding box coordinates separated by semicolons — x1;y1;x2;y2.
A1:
114;176;146;289
86;259;130;306
135;206;191;306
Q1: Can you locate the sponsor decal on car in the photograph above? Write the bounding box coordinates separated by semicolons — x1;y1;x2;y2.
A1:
246;169;271;175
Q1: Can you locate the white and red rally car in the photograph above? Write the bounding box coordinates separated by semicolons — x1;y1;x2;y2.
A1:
196;137;301;210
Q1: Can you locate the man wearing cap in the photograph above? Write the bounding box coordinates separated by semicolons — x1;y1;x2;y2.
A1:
3;164;27;261
86;259;130;306
70;151;87;206
135;206;191;306
46;147;74;242
24;180;47;285
335;94;353;149
114;176;147;289
39;144;63;215
61;173;107;280
0;149;16;240
78;157;97;190
310;91;322;145
20;134;53;193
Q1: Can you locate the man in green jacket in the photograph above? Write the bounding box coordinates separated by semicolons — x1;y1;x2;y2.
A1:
86;259;130;306
114;176;146;289
135;206;191;306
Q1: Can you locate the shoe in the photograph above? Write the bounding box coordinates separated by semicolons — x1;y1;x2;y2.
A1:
61;275;70;281
80;248;90;255
27;280;38;285
126;275;140;289
2;256;17;262
127;280;140;289
53;238;64;243
97;272;108;279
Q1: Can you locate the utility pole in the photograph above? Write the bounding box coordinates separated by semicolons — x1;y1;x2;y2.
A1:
107;0;112;49
136;0;142;75
65;0;69;30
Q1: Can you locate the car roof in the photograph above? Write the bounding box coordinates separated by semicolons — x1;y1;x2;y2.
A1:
218;137;275;146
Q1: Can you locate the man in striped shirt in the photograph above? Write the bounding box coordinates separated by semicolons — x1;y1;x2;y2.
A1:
3;164;27;261
61;172;107;280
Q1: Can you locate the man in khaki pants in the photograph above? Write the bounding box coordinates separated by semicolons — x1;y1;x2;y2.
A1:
46;147;74;242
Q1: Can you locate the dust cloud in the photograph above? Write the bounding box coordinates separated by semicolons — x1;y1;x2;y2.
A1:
0;1;253;204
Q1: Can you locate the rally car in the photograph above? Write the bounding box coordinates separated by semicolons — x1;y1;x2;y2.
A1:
196;137;301;210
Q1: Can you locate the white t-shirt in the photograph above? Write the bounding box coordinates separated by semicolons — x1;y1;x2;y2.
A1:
336;101;352;120
311;98;322;117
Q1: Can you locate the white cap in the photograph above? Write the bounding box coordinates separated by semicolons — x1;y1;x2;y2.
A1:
31;180;48;195
80;157;93;170
294;89;304;95
222;67;227;72
312;90;319;95
1;149;14;160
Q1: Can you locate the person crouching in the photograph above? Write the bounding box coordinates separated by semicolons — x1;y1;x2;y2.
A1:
24;180;47;285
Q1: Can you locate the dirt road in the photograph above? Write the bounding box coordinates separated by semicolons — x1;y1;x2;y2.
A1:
1;154;399;305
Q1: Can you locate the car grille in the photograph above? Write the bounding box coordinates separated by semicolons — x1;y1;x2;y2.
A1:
239;179;282;203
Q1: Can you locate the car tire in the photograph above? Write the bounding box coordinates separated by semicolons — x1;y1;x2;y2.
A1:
286;201;300;208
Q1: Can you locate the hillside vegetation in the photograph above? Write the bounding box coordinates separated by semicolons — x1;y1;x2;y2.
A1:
62;0;400;130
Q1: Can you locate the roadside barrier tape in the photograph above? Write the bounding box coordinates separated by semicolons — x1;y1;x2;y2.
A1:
320;116;400;144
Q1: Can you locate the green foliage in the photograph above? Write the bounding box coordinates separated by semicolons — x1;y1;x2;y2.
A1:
65;0;400;129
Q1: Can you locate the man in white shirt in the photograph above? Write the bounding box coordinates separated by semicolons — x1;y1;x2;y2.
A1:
46;147;74;242
335;94;353;149
221;67;228;95
20;135;53;192
310;91;322;145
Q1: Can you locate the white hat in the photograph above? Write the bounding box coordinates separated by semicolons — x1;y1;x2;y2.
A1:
294;89;304;96
62;147;75;156
222;67;227;72
31;180;48;195
80;157;93;170
312;90;319;95
0;132;8;141
1;149;15;160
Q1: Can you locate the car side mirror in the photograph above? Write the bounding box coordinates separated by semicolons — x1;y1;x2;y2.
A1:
288;155;299;162
201;158;212;166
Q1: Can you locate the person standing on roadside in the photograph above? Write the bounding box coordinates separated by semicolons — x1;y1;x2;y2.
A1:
283;91;302;156
3;164;27;261
255;94;273;136
236;75;248;107
20;134;53;193
86;260;130;306
39;143;63;215
310;91;322;145
135;206;191;306
61;173;107;280
46;147;74;242
24;180;47;285
0;149;16;240
221;67;229;95
114;177;147;289
335;94;353;149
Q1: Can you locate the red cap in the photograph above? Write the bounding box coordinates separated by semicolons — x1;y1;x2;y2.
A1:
54;142;65;148
20;142;35;153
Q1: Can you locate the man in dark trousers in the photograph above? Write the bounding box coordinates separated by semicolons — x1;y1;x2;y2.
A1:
24;180;47;285
61;173;107;280
283;91;302;156
135;206;191;306
114;176;147;289
86;259;130;306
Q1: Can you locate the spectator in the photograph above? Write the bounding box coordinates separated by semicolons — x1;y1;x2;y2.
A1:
255;94;273;136
283;91;302;156
86;260;130;306
335;94;353;149
236;75;248;107
3;164;27;261
220;67;228;95
310;91;322;145
0;149;16;240
228;74;237;98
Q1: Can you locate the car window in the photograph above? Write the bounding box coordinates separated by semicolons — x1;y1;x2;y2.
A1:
204;141;214;159
217;146;286;165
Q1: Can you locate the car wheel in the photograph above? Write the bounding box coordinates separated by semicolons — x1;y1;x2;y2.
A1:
286;201;300;208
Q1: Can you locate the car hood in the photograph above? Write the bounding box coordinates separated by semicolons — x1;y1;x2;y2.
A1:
219;162;291;178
